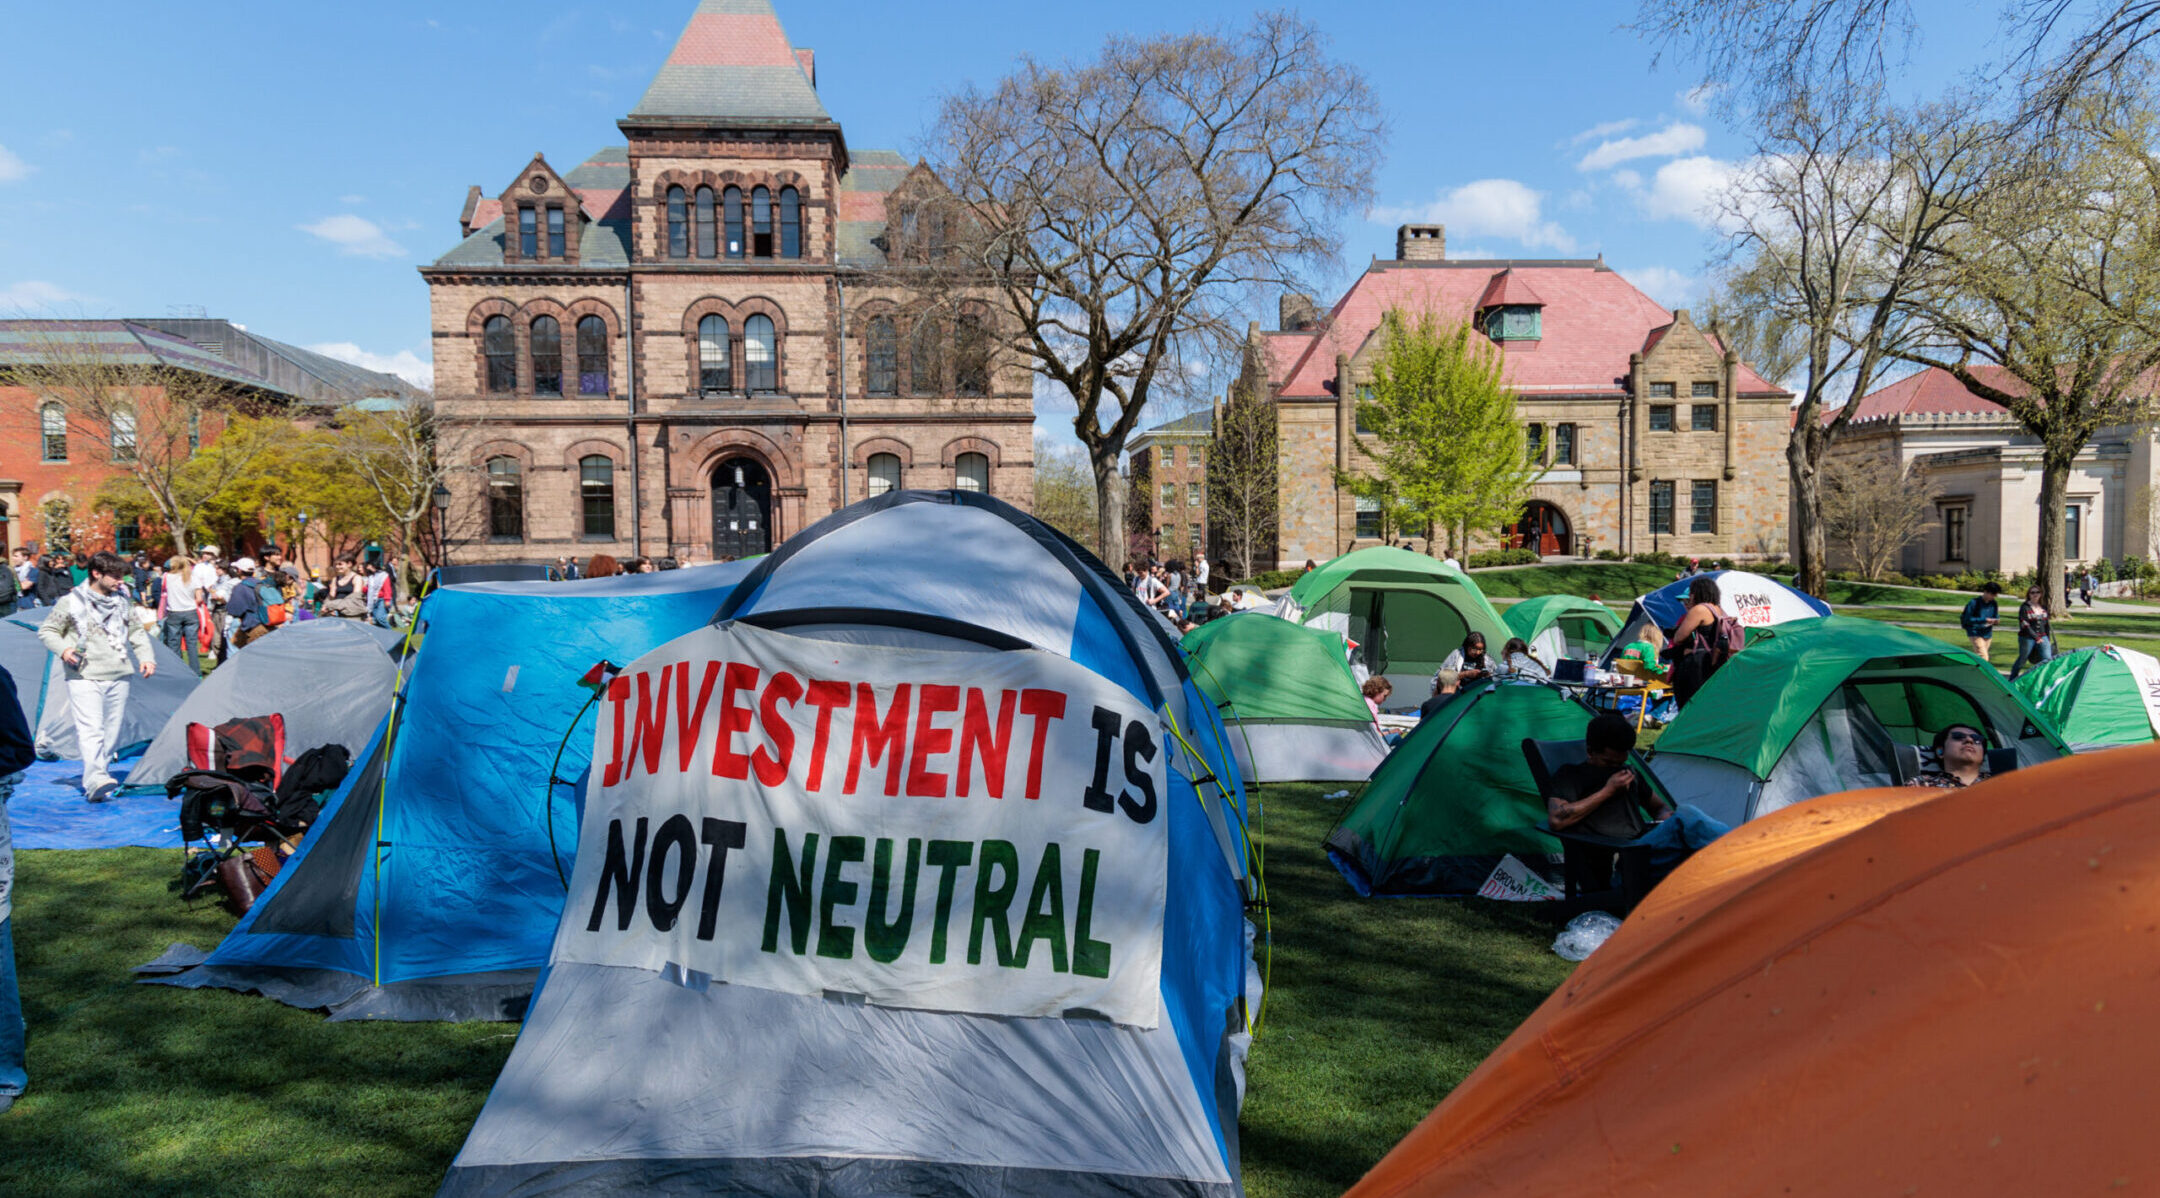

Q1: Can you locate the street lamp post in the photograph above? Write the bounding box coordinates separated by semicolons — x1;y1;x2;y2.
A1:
431;483;452;575
295;511;309;574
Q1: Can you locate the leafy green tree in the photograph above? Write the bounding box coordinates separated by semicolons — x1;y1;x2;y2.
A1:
1345;308;1544;555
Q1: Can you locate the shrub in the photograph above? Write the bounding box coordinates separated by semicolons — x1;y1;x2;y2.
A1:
2097;557;2118;583
1630;551;1684;570
1594;549;1625;561
1464;547;1540;568
1234;568;1301;590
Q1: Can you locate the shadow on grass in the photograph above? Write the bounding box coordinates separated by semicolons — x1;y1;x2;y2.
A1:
1239;787;1575;1198
2;848;514;1198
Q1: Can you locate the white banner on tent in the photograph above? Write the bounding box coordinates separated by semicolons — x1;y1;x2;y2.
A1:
2112;646;2160;736
556;620;1170;1028
1477;855;1561;902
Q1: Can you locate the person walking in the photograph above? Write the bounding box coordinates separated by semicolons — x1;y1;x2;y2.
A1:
37;551;157;802
0;660;38;1113
226;559;270;649
1193;550;1210;599
2081;569;2097;608
1960;582;2002;663
2007;585;2055;680
156;556;203;676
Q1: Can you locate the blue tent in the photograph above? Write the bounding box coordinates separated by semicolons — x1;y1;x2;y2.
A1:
1601;569;1832;665
144;562;755;1021
442;492;1255;1197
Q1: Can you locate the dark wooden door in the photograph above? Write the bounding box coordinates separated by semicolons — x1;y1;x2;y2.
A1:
710;459;772;559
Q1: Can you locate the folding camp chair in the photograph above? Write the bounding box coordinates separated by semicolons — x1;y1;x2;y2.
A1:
1521;737;1660;916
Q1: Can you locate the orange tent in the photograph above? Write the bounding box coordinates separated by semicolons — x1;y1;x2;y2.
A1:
1346;746;2160;1197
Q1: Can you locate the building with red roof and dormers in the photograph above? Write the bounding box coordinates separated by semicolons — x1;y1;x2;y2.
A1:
422;0;1029;565
1233;223;1793;569
1826;365;2160;575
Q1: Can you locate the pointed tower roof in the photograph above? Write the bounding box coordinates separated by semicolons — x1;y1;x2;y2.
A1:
628;0;832;126
1476;267;1546;310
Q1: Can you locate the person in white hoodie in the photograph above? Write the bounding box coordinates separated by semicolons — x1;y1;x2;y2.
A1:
36;551;156;802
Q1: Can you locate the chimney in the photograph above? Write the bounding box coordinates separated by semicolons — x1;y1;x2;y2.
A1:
1396;223;1446;262
459;185;483;238
795;48;816;87
1279;293;1318;332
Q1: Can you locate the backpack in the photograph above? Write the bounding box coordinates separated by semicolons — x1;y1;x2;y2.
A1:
1709;613;1746;664
256;578;289;627
274;743;351;821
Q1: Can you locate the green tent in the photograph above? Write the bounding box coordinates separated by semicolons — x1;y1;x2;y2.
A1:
1653;616;2068;827
1182;613;1388;782
1502;595;1622;665
1325;681;1652;896
2014;645;2160;751
1281;547;1511;699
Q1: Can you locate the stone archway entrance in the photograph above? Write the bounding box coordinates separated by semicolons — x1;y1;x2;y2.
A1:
710;456;773;559
1505;500;1573;557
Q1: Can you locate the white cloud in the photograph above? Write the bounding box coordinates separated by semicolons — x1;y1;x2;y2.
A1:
1637;155;1741;228
1619;265;1699;308
0;279;91;311
297;214;407;259
0;144;32;184
1568;118;1639;146
1576;122;1707;171
1375;179;1576;252
1611;168;1643;190
1677;84;1722;116
306;341;434;390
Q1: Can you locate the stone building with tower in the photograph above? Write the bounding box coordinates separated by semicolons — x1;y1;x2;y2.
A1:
1234;224;1792;569
422;0;1032;564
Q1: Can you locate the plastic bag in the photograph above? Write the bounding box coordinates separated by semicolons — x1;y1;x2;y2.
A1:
1552;911;1624;961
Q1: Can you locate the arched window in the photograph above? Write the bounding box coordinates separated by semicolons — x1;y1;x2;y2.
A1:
744;314;777;393
666;185;688;258
579;454;615;538
530;315;562;396
39;402;66;462
695;186;716;258
955;452;989;493
698;315;732;394
486;457;524;540
109;407;137;463
953;312;990;397
865;316;898;396
723;185;744;258
910;316;943;395
751;186;773;257
483;315;515;393
576;315;609;395
779;186;801;258
518;206;537;257
867;452;902;498
547;206;566;258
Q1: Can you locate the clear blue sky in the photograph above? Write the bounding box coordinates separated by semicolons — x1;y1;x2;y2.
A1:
0;1;1998;442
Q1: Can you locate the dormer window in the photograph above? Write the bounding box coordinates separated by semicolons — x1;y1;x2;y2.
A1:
1484;305;1542;342
518;206;538;258
547;206;565;258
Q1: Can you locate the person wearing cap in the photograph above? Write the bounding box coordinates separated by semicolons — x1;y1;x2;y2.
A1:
37;551;156;802
189;546;220;615
227;558;270;648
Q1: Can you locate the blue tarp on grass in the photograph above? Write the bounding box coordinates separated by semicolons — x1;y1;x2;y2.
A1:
8;754;182;849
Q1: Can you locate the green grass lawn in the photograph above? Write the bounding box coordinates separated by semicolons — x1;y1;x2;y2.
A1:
0;790;1573;1197
1240;786;1574;1198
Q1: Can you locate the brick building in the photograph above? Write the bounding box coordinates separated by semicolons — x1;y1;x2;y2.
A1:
423;0;1031;564
1242;224;1792;568
1828;366;2160;574
1126;409;1214;562
0;318;411;557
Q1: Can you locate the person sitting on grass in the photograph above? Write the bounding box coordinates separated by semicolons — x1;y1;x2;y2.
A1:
1546;714;1730;872
1498;636;1550;680
1418;669;1462;722
1908;723;1993;790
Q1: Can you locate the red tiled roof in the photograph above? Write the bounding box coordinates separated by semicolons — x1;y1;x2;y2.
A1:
471;197;503;229
1837;366;2014;423
1476;269;1545;310
1269;262;1785;399
839;191;887;222
668;12;793;67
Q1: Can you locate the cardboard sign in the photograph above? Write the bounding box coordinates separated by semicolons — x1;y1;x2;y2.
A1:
556;620;1170;1028
1477;854;1561;902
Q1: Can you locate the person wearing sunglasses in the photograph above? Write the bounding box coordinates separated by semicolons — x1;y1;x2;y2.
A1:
1910;723;1991;789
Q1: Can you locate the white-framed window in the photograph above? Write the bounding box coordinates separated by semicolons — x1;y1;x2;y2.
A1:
867;452;902;497
955;452;988;493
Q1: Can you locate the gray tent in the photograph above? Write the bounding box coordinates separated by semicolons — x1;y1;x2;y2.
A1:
127;619;401;793
2;613;198;762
